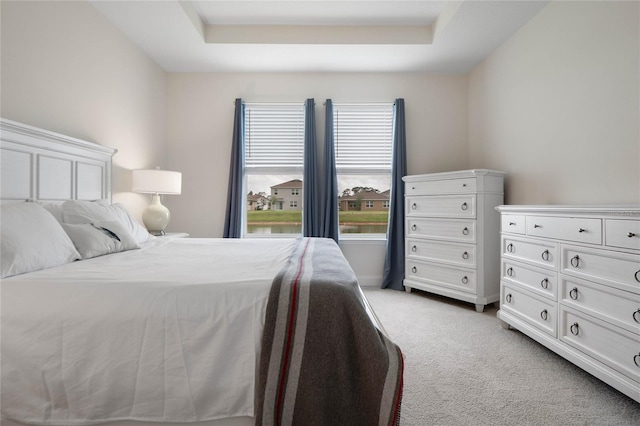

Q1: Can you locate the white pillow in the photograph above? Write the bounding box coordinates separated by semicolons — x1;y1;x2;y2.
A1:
1;202;80;278
35;201;64;222
62;220;140;259
62;200;153;244
37;199;109;223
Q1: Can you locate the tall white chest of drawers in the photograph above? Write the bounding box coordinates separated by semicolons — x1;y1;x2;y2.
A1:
403;170;505;313
497;206;640;403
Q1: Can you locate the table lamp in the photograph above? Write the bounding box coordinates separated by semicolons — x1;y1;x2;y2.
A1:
132;167;182;236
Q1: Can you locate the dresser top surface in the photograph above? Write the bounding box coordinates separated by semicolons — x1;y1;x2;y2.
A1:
496;205;640;217
403;169;505;182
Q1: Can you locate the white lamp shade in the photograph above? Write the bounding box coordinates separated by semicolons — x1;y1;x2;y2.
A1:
132;169;182;194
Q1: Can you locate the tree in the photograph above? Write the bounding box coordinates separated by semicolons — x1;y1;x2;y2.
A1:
352;186;379;194
342;187;379;197
354;195;363;211
269;195;279;210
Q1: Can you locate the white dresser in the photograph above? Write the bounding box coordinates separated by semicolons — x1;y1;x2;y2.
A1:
497;205;640;403
403;170;505;312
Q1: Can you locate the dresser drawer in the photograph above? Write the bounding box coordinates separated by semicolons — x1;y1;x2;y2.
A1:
560;276;640;335
501;282;557;337
526;216;602;245
502;236;557;270
406;218;476;243
406;260;476;293
606;219;640;251
406;195;476;218
501;214;526;234
561;245;640;293
405;177;476;195
407;239;476;268
560;307;640;384
502;259;557;301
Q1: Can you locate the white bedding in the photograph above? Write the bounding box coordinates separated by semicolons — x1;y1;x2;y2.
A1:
1;238;296;425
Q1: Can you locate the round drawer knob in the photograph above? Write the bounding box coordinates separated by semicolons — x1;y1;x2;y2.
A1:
411;266;417;273
540;278;549;289
461;276;468;284
533;224;542;229
461;202;468;211
633;309;640;324
634;354;640;368
540;309;548;321
569;287;579;300
411;224;417;231
570;322;580;336
506;243;514;253
578;228;586;233
411;245;417;252
462;251;469;260
629;232;636;238
505;293;512;303
506;267;514;277
541;250;550;261
509;222;516;226
411;203;417;210
462;227;469;236
570;255;581;268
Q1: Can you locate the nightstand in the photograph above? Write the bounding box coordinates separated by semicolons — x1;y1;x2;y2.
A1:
161;232;190;238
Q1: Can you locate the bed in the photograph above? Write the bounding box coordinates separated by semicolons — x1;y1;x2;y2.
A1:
0;119;403;426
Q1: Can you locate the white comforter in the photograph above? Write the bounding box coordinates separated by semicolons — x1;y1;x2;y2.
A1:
1;238;296;425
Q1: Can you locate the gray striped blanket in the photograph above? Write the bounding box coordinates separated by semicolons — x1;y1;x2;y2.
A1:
256;238;403;426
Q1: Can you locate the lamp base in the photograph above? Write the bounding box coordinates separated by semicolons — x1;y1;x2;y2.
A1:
149;230;166;237
142;194;171;235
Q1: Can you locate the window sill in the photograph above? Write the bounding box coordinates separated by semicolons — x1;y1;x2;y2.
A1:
339;234;387;243
244;233;387;243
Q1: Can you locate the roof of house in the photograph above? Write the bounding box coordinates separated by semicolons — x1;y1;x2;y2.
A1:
271;179;303;189
339;190;390;201
247;194;268;202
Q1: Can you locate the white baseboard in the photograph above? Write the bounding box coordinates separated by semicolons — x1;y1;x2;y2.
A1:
357;275;382;287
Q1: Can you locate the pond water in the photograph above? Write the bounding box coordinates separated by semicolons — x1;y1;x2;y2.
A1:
247;224;387;234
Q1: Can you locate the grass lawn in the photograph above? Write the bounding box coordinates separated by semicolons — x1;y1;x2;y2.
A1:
247;210;302;223
247;210;388;224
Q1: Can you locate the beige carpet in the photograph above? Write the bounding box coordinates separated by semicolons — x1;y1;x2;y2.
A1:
363;288;640;426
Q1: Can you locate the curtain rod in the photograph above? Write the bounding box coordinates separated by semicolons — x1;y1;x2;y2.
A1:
323;102;395;106
236;100;396;106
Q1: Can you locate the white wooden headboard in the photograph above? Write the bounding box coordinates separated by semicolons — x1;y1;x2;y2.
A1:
0;118;117;204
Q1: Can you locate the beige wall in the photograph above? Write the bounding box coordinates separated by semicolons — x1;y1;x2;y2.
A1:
0;1;167;218
166;72;468;237
468;0;640;205
3;0;638;244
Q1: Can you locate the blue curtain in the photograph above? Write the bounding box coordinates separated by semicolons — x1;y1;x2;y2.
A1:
223;98;245;238
321;99;339;242
382;98;407;290
303;99;321;237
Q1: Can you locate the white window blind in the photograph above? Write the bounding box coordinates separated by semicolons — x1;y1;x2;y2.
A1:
245;103;305;169
333;103;394;172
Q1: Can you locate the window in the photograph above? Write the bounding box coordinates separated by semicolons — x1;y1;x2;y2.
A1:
334;104;393;235
244;103;305;235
